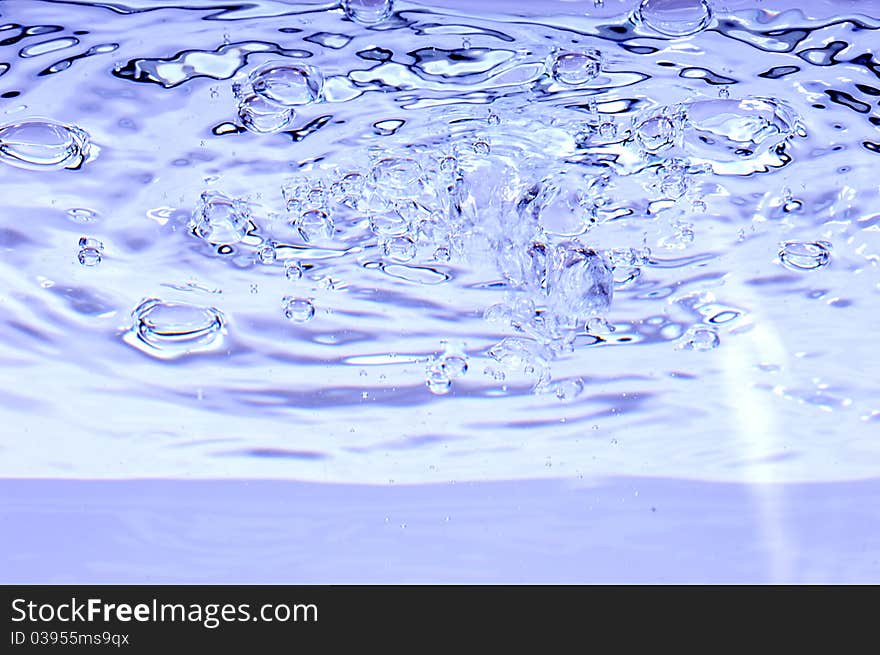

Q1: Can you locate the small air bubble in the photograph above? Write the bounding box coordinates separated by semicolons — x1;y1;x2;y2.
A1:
284;260;303;281
282;296;315;322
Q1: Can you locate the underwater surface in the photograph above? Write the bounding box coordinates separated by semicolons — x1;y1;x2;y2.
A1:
1;0;879;581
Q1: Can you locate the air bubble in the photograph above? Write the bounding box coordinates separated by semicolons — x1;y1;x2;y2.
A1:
680;326;720;351
636;114;677;152
126;298;226;359
343;0;394;26
68;207;97;223
284;261;304;281
382;236;417;262
282;296;316;322
0;119;92;170
544;242;614;326
372;156;422;187
550;48;603;86
779;241;831;271
681;97;798;174
488;337;550;387
637;0;713;37
554;378;584;401
77;237;103;267
248;61;323;107
191;191;251;245
283;178;329;213
257;243;277;265
425;360;452;395
369;210;409;237
661;222;695;249
472;137;491;155
293;209;334;242
237;94;293;134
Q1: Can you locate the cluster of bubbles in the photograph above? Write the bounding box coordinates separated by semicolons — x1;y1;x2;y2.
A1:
0;0;844;394
141;77;826;381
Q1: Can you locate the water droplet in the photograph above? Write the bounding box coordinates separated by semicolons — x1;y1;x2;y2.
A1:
433;246;451;262
343;0;393;26
284;260;303;281
237;94;293;134
680;326;720;351
462;38;471;50
779;241;831;271
248;61;323;107
126;298;226;359
550;48;602;86
77;236;103;267
282;296;316;322
487;112;501;126
638;0;713;37
191;191;251;245
0;119;91;170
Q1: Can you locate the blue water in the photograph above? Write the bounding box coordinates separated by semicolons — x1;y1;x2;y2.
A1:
1;0;879;581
